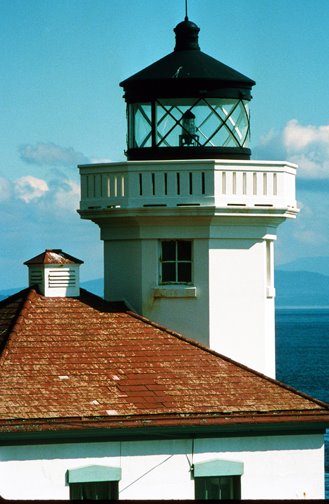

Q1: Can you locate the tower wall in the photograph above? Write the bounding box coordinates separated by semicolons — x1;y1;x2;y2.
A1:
80;159;298;378
208;230;276;376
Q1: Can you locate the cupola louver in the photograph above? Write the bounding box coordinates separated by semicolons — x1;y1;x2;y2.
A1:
24;249;83;297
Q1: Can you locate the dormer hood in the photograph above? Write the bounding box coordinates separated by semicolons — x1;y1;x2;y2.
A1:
24;249;83;297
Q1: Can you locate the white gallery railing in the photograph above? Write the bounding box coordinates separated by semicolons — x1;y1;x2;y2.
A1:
79;160;297;211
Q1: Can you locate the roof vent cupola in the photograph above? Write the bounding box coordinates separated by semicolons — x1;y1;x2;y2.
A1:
120;17;255;161
24;249;83;298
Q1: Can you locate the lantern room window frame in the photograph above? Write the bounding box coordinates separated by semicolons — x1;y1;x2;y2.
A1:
128;97;250;151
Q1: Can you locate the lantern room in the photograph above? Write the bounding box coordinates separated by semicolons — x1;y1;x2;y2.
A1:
120;17;255;161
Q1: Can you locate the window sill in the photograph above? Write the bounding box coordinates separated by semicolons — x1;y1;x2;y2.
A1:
153;286;197;298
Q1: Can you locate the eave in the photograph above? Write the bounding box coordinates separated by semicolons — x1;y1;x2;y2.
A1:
1;410;329;445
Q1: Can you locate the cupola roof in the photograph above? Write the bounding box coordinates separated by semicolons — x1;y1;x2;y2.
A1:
24;249;83;266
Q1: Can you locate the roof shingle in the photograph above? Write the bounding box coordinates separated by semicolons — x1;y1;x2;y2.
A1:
0;288;329;434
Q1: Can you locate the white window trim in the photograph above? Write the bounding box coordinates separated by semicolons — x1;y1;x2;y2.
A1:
265;237;276;299
67;464;121;483
193;459;244;477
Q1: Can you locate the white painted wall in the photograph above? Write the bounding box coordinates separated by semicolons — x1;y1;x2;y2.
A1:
0;434;324;500
208;231;276;376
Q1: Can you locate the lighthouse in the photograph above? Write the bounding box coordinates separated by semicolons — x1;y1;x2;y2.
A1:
78;17;298;378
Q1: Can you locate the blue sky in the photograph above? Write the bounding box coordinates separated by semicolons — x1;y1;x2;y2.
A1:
1;0;329;290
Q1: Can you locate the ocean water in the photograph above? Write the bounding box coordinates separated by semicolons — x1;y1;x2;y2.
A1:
275;308;329;498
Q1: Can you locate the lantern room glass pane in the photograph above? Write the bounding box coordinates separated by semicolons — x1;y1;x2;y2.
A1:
128;99;250;150
156;100;193;147
131;103;152;148
155;98;250;149
208;99;250;148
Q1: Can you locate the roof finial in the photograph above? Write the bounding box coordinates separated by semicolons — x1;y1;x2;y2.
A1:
185;0;188;20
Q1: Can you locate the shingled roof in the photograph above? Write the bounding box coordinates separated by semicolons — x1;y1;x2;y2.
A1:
24;249;83;265
1;287;329;438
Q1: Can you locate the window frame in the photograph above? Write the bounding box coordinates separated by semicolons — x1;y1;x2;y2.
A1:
69;480;119;500
194;475;241;500
193;459;243;501
159;239;193;285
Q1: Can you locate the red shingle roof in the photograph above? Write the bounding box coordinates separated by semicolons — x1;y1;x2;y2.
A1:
0;288;329;434
24;249;83;265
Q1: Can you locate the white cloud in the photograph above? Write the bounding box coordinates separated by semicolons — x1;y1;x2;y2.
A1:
14;176;49;203
255;119;329;180
2;171;79;211
259;128;278;146
19;142;89;167
283;120;329;151
53;180;80;211
283;120;329;179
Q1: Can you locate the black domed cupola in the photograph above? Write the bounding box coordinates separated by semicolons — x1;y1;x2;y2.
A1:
120;17;255;161
174;17;200;51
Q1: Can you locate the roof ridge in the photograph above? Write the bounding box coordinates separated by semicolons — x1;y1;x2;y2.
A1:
125;310;329;410
0;287;39;365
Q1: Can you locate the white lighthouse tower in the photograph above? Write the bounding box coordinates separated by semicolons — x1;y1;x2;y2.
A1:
78;17;298;378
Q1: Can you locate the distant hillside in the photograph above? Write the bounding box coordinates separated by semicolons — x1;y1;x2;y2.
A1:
1;273;328;307
276;270;329;307
278;256;329;277
0;278;104;301
84;272;329;307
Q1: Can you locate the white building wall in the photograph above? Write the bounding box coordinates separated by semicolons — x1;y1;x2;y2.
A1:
0;434;324;500
208;234;276;376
